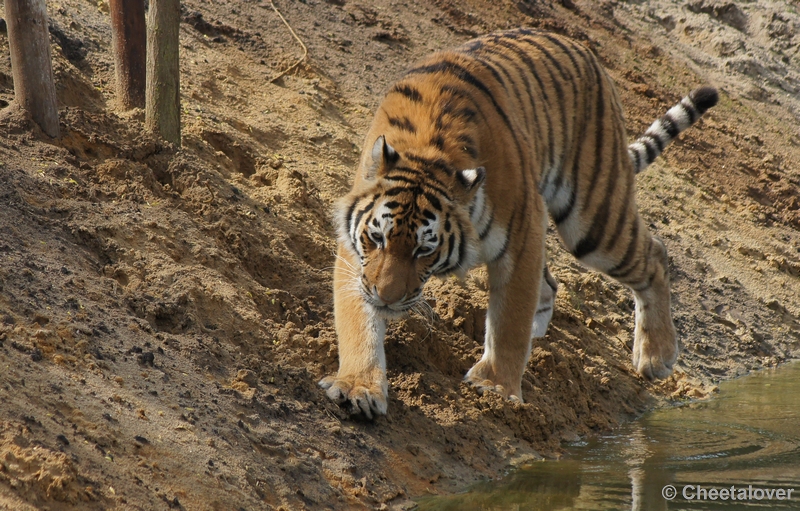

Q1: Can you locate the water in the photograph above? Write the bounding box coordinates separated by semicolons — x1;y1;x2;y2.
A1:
417;362;800;511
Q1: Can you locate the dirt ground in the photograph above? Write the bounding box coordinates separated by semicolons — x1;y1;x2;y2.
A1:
0;0;799;509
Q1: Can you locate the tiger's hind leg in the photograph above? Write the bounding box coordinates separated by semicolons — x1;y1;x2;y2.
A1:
557;208;677;380
550;94;678;379
532;266;558;338
625;233;678;379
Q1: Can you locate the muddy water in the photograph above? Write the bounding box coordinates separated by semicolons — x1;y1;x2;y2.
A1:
418;362;800;510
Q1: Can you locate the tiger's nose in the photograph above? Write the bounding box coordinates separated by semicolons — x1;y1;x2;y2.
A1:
374;285;405;306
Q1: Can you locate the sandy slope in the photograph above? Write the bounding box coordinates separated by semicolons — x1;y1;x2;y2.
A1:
0;0;798;509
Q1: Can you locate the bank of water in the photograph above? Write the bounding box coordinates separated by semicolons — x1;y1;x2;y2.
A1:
418;362;800;510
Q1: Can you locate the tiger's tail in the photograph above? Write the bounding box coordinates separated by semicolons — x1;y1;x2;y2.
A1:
628;86;719;174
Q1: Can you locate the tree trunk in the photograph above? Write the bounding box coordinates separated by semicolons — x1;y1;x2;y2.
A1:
4;0;60;138
110;0;146;110
145;0;180;146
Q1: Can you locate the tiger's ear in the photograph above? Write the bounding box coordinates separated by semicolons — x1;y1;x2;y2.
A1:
365;135;399;180
455;166;485;191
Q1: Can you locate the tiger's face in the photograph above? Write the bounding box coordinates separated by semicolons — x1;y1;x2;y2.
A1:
345;190;461;318
337;136;485;319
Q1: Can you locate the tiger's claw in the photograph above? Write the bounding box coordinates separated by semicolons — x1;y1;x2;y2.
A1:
319;373;388;419
464;360;524;403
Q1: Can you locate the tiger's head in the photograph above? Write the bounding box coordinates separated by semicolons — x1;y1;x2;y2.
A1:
337;136;485;318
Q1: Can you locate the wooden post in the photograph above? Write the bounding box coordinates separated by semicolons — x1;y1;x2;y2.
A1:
145;0;181;146
109;0;146;110
4;0;60;138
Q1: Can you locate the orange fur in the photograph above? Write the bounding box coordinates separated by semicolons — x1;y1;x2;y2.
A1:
320;29;716;417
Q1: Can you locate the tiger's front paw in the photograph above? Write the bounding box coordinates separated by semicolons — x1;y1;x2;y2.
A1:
464;360;523;403
319;370;388;419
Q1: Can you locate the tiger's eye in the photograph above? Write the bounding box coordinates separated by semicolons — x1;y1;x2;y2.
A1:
415;245;433;257
370;231;385;246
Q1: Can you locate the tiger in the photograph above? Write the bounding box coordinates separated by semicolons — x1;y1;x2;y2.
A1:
319;28;718;418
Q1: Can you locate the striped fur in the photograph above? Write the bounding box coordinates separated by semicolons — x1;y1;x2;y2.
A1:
320;28;718;417
628;86;718;173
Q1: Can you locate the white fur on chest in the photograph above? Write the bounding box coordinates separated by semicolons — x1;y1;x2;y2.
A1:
470;188;508;266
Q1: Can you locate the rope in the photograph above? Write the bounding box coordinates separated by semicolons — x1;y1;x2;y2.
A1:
268;0;308;82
